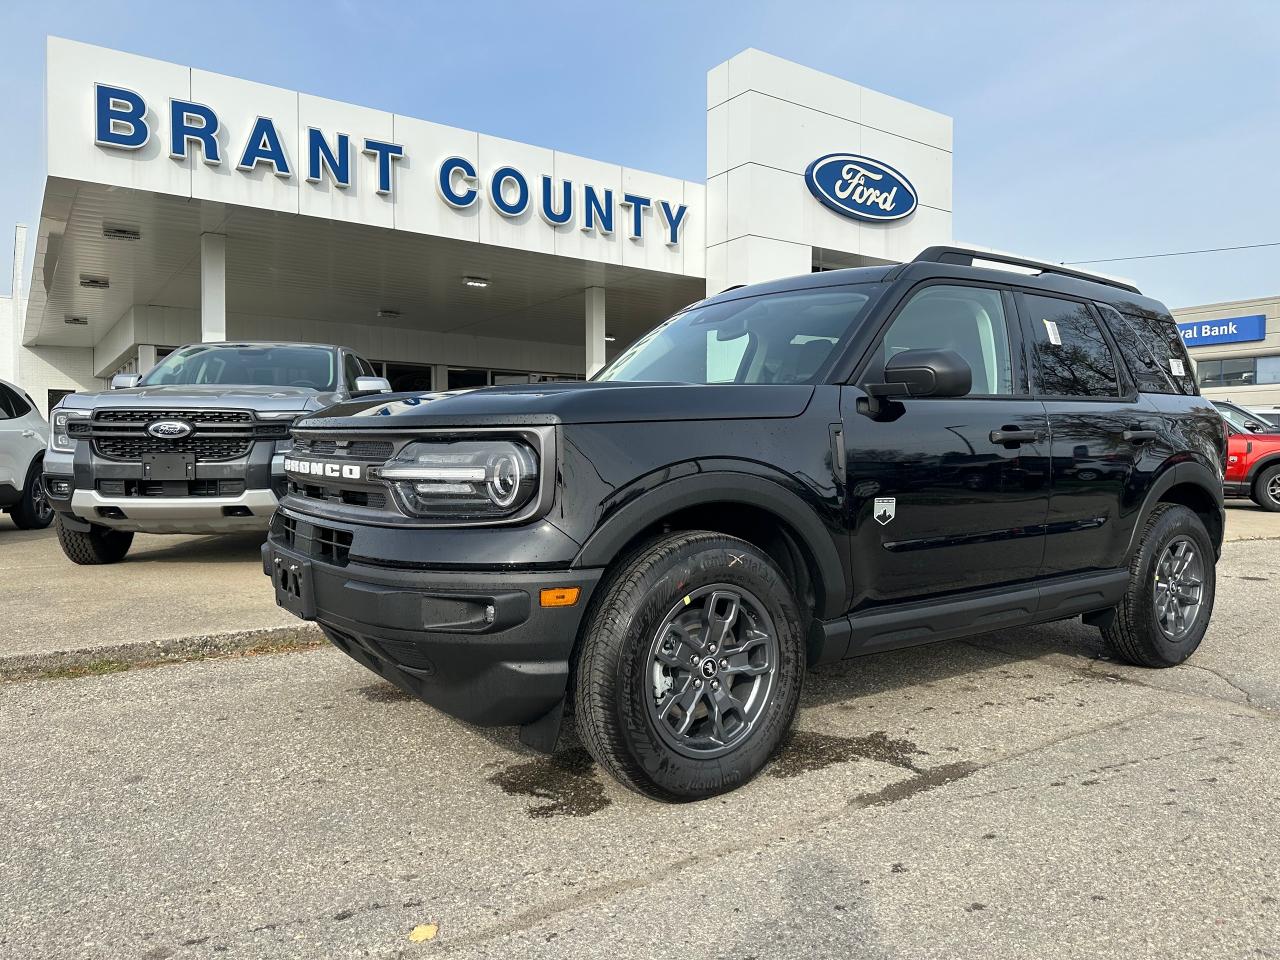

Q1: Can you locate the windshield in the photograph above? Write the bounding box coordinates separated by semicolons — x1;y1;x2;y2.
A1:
140;345;338;390
595;285;879;385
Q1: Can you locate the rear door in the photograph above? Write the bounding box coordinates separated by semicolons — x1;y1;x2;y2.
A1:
1016;291;1152;574
841;280;1051;607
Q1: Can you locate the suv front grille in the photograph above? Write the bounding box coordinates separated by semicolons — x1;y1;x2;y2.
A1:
97;479;246;498
272;512;353;566
88;408;259;462
288;480;388;510
292;438;394;460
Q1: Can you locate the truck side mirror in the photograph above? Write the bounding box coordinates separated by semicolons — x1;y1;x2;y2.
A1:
111;373;141;389
353;376;392;396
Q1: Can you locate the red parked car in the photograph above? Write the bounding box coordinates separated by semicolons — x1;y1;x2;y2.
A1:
1214;401;1280;511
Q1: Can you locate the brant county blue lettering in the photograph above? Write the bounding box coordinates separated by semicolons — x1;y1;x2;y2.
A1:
92;83;688;245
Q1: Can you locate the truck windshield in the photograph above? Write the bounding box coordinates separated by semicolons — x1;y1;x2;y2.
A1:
139;345;338;390
595;285;878;385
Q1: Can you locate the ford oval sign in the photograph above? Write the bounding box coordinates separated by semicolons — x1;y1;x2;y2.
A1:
146;419;194;439
804;154;917;223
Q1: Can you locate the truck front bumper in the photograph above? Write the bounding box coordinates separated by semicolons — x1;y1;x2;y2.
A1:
69;487;279;533
263;529;602;729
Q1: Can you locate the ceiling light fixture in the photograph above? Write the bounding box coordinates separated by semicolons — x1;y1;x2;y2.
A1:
102;225;142;241
605;335;617;342
463;276;490;288
63;315;89;326
79;276;110;290
377;308;401;320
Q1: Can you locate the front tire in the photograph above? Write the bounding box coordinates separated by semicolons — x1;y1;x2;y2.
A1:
1254;464;1280;512
574;532;805;802
1102;503;1215;667
10;463;54;530
55;515;134;564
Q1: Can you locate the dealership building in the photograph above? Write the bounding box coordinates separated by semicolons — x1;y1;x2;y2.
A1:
0;38;953;414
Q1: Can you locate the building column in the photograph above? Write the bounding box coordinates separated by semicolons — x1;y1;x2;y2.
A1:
137;344;158;376
200;233;227;342
585;286;606;378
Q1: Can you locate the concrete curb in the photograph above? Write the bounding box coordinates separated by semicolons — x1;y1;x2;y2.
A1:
0;623;326;681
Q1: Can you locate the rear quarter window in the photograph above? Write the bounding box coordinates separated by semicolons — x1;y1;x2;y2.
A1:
1123;310;1197;396
1096;304;1180;395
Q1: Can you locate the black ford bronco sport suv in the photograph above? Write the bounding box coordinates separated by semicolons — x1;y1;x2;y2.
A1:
266;247;1225;802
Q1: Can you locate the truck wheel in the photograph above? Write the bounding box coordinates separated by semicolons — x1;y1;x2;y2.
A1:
55;515;134;564
1101;504;1215;667
1254;464;1280;512
10;463;54;529
574;531;805;801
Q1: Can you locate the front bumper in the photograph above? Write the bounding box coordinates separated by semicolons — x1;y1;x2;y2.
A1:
69;487;278;533
263;527;601;728
44;443;287;533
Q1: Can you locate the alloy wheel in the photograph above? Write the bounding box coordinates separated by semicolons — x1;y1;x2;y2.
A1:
647;584;779;759
1153;536;1204;640
31;477;52;525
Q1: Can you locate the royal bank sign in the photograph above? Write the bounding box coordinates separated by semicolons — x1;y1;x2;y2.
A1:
92;83;690;246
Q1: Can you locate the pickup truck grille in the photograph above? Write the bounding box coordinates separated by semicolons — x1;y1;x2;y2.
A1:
85;409;262;462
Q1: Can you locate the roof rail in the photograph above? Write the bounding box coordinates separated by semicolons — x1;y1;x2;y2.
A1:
912;246;1141;295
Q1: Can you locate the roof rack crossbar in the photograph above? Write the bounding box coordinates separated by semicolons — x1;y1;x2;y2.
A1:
912;246;1141;295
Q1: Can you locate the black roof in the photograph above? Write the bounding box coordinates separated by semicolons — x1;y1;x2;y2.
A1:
698;246;1172;317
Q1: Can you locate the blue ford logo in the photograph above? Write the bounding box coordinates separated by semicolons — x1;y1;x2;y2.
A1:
804;153;917;223
146;419;193;439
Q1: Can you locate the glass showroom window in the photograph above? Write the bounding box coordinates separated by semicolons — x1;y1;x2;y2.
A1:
1196;358;1257;387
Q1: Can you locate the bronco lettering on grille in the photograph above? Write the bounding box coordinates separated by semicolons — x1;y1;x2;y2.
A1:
283;457;364;480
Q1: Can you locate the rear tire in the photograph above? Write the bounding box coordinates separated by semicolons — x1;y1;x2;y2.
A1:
574;531;805;802
10;462;54;530
1254;464;1280;512
1102;503;1214;667
55;515;134;564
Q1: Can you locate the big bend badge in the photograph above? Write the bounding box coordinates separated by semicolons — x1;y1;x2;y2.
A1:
873;497;896;526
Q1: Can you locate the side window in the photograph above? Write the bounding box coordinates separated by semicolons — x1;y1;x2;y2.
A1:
873;284;1015;395
0;386;14;420
1125;312;1196;395
358;356;377;378
1096;304;1176;395
1021;294;1121;398
342;353;362;390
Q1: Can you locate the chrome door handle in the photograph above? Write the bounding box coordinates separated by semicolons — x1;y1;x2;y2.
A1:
21;429;36;438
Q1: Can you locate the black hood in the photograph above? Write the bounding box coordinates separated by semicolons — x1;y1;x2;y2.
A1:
297;381;816;428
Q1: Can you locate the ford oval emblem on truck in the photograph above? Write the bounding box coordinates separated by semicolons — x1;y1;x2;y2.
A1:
146;419;194;439
804;153;917;222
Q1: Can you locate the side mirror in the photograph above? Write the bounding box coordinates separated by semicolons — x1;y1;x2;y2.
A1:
111;373;141;390
353;376;392;395
1244;420;1263;432
863;349;972;417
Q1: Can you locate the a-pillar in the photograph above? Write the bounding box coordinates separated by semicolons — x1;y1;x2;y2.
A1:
584;286;606;378
200;233;227;342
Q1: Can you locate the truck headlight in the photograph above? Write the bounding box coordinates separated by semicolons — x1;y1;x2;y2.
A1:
379;439;539;518
50;410;87;452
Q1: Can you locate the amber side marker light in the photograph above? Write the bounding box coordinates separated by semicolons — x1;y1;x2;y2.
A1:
540;587;581;608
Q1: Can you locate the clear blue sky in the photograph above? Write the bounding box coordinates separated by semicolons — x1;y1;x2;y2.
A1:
2;0;1277;308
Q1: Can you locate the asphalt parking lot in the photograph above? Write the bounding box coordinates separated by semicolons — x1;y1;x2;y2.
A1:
2;506;1278;959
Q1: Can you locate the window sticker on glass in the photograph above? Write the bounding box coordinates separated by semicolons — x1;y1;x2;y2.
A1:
1169;358;1186;377
1043;319;1062;346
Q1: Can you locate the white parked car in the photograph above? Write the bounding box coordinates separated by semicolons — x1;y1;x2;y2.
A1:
0;379;53;529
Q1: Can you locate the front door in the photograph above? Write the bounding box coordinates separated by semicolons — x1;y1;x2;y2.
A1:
842;281;1051;609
